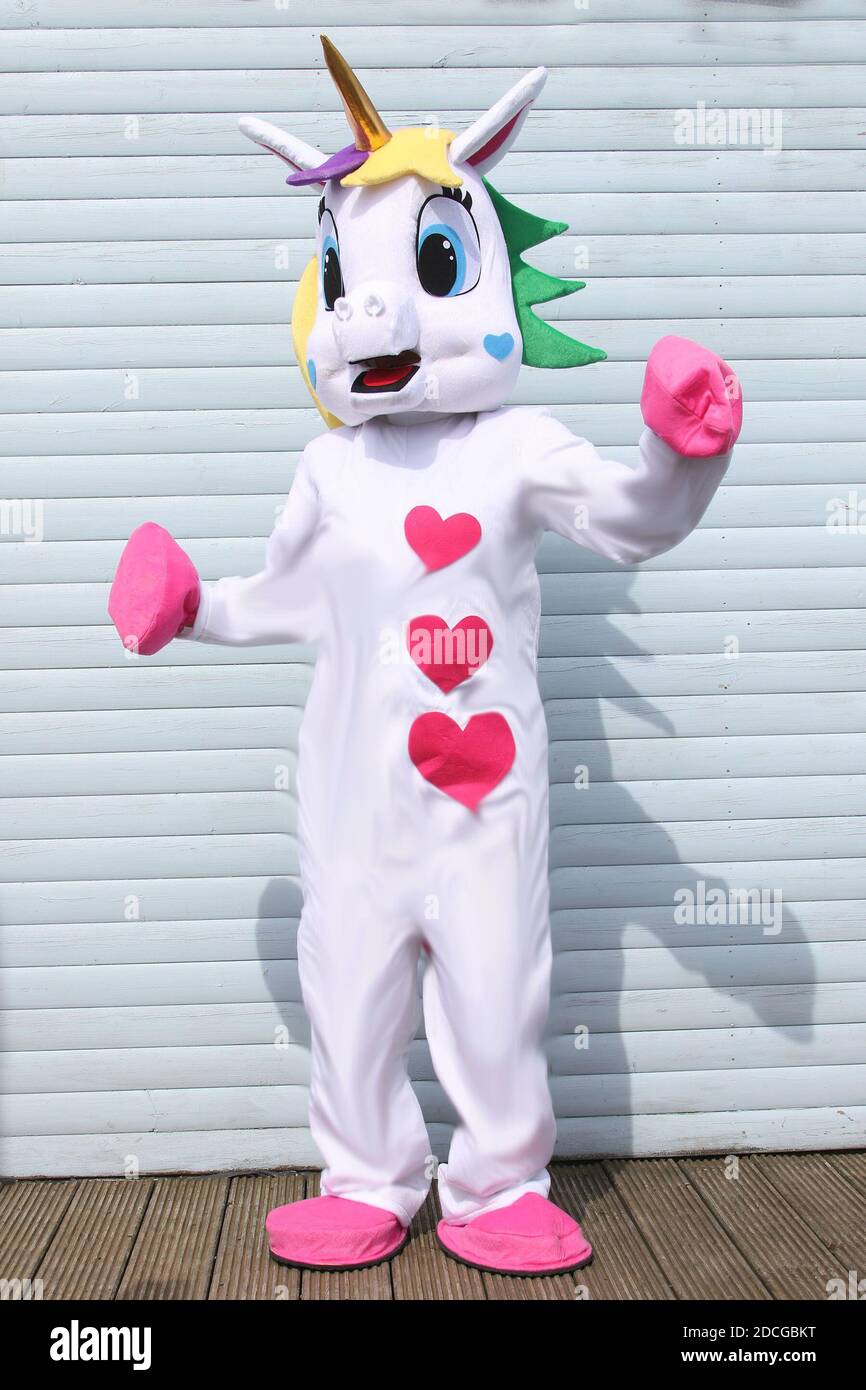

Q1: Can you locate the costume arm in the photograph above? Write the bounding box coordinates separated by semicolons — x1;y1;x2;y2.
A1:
520;336;740;563
188;450;323;646
520;411;731;566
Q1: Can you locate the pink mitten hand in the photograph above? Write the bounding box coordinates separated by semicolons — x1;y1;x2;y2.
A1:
641;335;743;458
108;522;200;655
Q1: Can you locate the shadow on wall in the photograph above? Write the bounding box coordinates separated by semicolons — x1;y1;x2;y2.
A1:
255;560;814;1208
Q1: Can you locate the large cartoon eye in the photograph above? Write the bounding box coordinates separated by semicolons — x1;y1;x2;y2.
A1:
416;194;481;298
319;209;344;311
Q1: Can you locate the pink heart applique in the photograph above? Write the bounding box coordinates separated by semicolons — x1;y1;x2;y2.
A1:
404;506;481;572
406;614;493;693
408;712;515;810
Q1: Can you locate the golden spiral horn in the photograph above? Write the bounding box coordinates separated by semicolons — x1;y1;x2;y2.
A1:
321;34;391;153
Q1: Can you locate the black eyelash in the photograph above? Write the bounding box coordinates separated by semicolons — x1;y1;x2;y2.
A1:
317;197;326;224
440;185;472;213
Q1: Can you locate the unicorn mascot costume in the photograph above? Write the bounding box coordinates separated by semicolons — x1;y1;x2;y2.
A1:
110;38;742;1276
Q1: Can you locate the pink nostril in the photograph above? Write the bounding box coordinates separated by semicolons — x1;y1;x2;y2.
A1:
364;293;385;318
334;297;352;321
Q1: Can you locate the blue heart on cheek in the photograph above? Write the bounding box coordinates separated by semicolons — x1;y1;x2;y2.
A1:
483;332;515;361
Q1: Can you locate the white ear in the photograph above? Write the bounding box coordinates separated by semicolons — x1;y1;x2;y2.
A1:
239;116;327;185
449;67;547;174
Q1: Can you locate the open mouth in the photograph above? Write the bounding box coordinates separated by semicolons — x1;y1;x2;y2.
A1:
351;351;421;394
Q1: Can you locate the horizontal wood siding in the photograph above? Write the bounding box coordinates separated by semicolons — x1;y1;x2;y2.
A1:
0;0;864;1175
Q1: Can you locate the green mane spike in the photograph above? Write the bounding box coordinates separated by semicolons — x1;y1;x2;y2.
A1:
484;179;606;370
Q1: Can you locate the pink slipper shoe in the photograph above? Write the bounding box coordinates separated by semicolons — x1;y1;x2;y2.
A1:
437;1193;592;1276
266;1196;408;1271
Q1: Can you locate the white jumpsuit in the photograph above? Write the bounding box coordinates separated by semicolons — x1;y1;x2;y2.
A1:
188;405;730;1226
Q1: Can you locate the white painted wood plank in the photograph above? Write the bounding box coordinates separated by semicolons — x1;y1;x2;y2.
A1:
0;776;863;841
5;961;866;1045
2;691;864;762
5;25;864;72
1;854;863;929
3;443;863;501
551;775;866;824
0;1127;321;1178
0;750;294;797
6;1106;864;1178
0;407;326;456
3;277;864;327
2;651;866;719
2;959;304;1012
1;317;864;373
1;875;305;926
4;979;865;1053
551;859;866;911
545;693;866;742
539;649;866;697
558;943;866;991
0;791;294;838
1;934;866;1023
541;569;866;614
4;1061;866;1137
550;732;866;781
2;730;865;800
6;897;866;969
0;357;861;414
540;611;866;655
551;899;866;951
1;919;302;968
0;635;291;681
1;481;858;544
0;664;313;713
5;568;866;630
5;2;863;27
11;1024;866;1096
3;611;865;673
5;67;863;118
2;402;861;459
0;1002;310;1053
0;1085;312;1137
0;834;300;884
6;941;865;1013
4;111;865;160
2;1045;313;1094
550;982;866;1034
537;520;866;570
5;153;866;201
0;707;300;756
12;520;862;586
0;454;299;496
549;1066;866;1118
550;816;866;867
1;731;864;800
16;484;864;540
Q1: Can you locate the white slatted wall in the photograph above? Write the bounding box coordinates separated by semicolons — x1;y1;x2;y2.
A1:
1;1;865;1176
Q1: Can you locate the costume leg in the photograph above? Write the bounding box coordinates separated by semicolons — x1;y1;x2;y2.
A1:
297;876;431;1227
422;814;557;1224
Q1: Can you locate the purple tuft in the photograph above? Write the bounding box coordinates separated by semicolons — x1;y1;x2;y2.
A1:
287;144;369;186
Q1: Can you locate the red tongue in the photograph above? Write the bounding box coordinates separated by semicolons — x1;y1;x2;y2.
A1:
363;361;413;388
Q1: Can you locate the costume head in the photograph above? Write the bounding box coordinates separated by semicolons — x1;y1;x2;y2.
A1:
240;36;605;427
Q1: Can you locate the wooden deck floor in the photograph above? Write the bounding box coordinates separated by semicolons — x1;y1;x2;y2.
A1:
2;1151;864;1301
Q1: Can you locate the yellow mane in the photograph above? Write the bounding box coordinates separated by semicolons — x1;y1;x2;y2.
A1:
340;127;459;188
292;257;343;429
